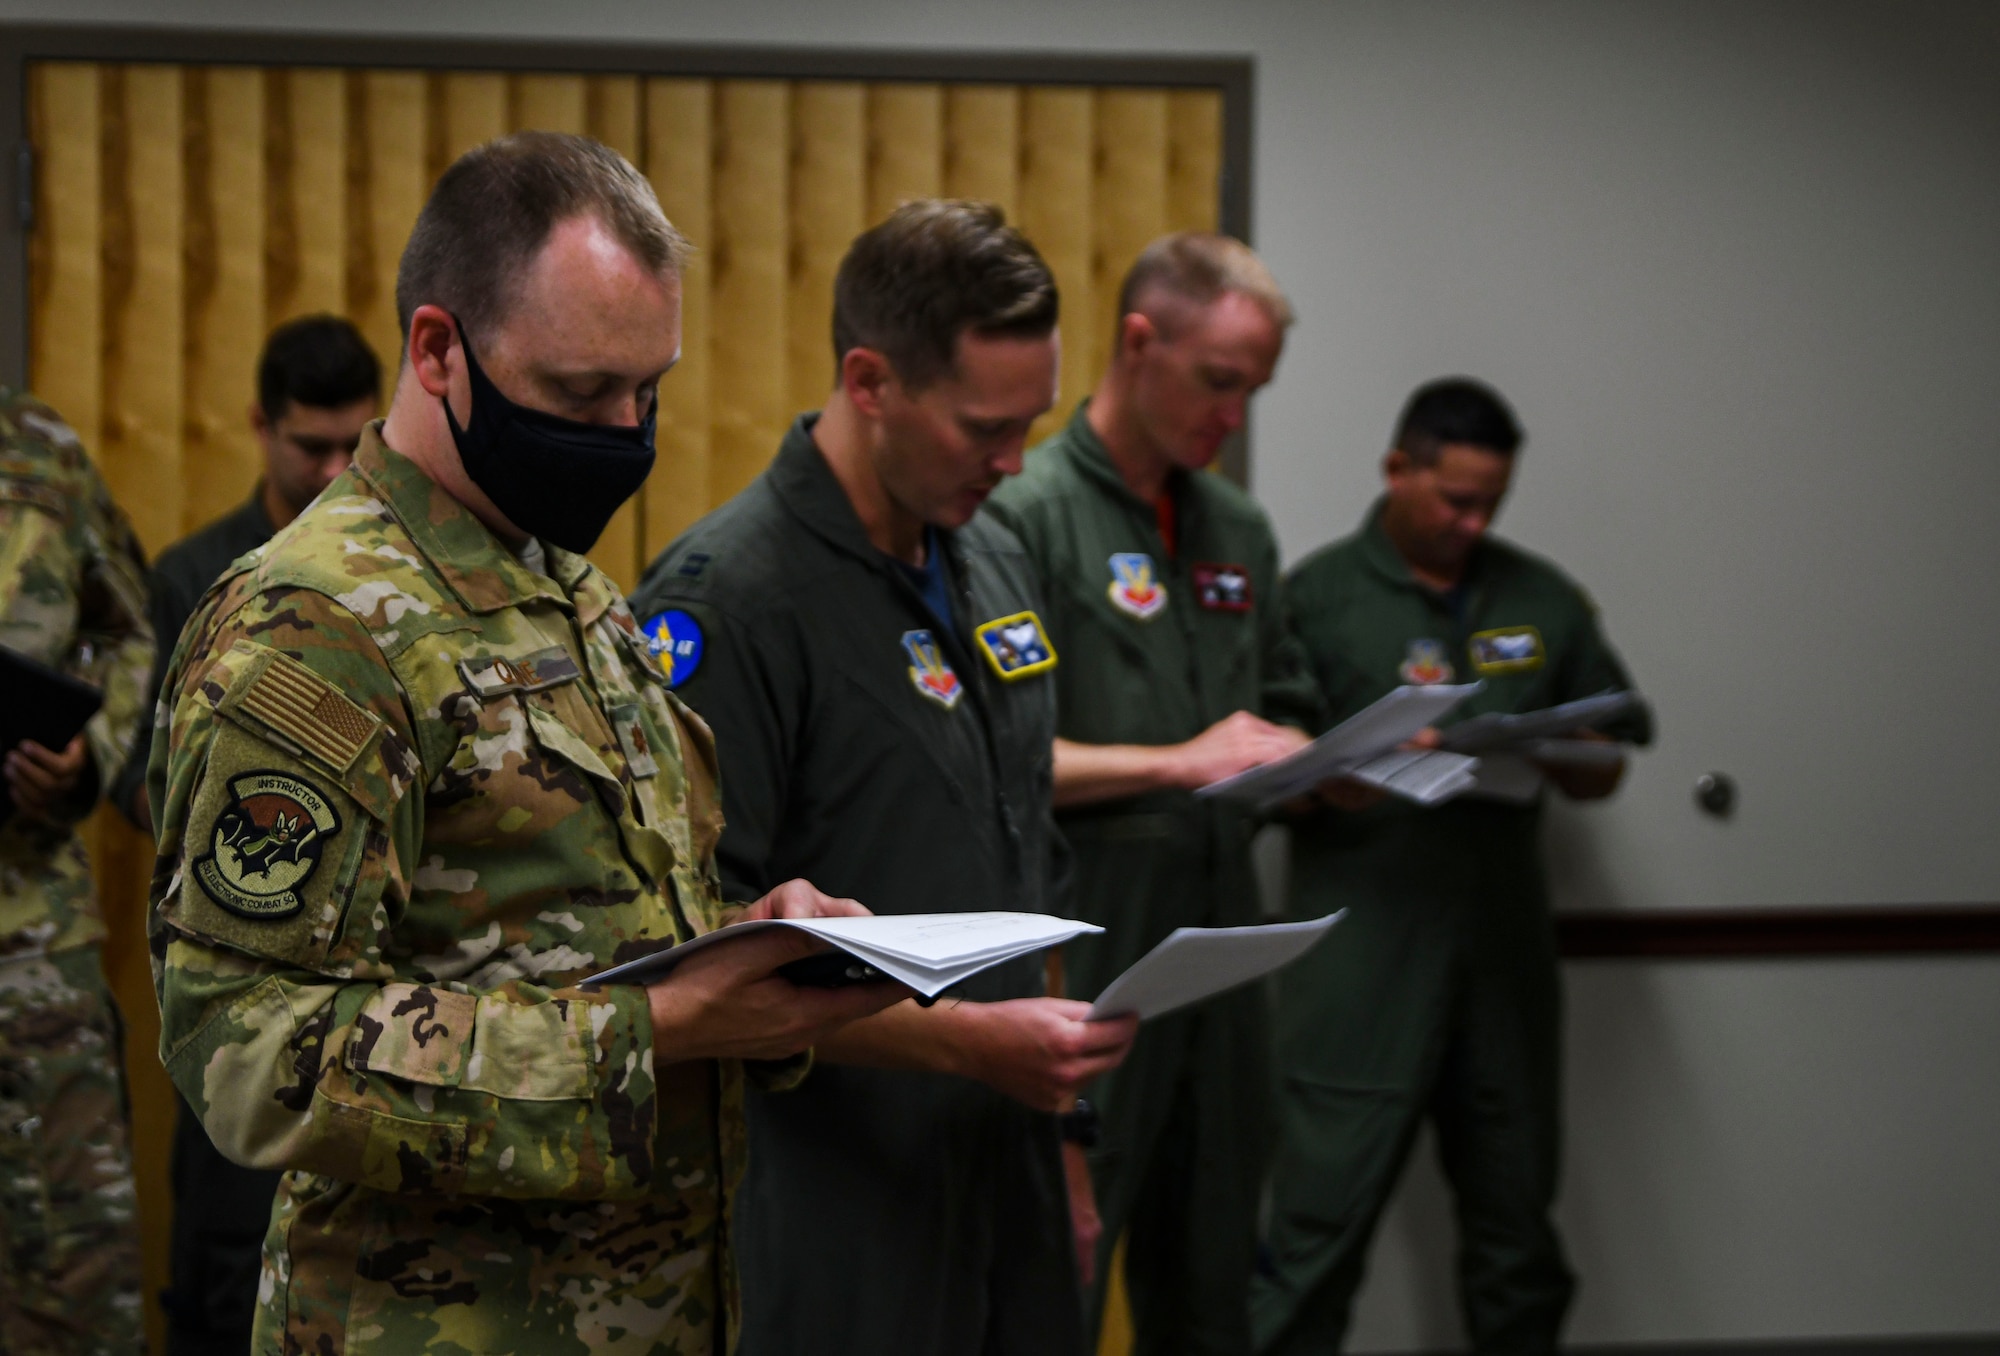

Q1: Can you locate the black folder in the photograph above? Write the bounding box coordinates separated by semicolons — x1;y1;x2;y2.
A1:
0;644;104;822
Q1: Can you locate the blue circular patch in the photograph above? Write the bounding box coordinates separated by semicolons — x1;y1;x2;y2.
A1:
640;609;704;688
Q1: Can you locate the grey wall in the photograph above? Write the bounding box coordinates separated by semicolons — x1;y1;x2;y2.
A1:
5;0;1996;1346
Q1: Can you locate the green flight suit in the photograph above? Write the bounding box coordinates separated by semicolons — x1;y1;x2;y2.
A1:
629;415;1081;1356
0;391;150;1356
1252;501;1652;1356
986;403;1322;1355
149;425;775;1356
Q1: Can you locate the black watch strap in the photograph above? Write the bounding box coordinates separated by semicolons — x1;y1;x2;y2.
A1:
1059;1098;1101;1148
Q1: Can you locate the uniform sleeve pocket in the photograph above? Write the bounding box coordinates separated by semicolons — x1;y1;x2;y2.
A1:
346;983;476;1087
461;993;591;1101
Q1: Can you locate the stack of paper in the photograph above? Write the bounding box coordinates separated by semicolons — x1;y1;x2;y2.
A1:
1196;683;1484;810
1087;912;1346;1022
580;911;1103;999
1443;691;1644;803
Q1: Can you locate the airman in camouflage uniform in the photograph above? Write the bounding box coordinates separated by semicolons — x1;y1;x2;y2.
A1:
149;132;898;1356
0;391;149;1354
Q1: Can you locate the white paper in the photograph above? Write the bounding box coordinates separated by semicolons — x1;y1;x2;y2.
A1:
1439;690;1641;754
1086;911;1346;1022
1348;748;1481;805
581;911;1102;998
1196;684;1483;809
1465;752;1544;803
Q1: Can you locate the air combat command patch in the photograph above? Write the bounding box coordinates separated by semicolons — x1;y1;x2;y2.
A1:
902;629;963;708
1400;638;1456;685
194;771;341;919
973;611;1058;680
1468;625;1545;675
1108;552;1167;620
642;609;705;688
1191;561;1253;612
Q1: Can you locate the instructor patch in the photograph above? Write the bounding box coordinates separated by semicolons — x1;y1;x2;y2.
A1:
194;771;342;920
974;611;1057;680
1468;626;1545;675
641;609;705;688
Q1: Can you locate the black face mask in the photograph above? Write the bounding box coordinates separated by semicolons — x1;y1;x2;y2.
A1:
443;318;657;554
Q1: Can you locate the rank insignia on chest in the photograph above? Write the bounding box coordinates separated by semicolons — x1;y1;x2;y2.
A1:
1399;638;1456;685
974;610;1058;680
639;609;704;688
1191;562;1253;613
1107;552;1167;620
1468;625;1545;675
194;771;341;920
902;628;963;708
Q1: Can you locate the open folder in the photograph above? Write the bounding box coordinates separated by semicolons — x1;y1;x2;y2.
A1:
1087;911;1346;1022
580;911;1103;999
1195;683;1484;810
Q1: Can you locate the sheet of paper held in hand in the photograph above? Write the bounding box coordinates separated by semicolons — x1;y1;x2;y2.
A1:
1447;690;1644;803
580;912;1103;999
1195;683;1484;810
1086;912;1347;1022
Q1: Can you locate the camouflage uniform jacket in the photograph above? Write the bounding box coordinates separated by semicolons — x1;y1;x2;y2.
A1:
148;424;763;1355
0;391;151;959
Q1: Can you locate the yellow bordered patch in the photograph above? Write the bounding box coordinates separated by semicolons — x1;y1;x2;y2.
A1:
1468;625;1546;675
973;611;1058;680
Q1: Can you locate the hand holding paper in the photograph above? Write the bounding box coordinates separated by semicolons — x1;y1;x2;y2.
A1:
1196;684;1483;809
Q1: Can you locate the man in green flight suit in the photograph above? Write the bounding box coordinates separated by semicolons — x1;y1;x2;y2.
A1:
630;199;1137;1356
0;393;151;1354
1252;378;1653;1355
986;233;1329;1356
149;132;901;1356
111;312;379;1356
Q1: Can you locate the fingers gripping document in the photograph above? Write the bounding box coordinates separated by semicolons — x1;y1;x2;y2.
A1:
581;912;1103;999
1086;912;1346;1022
1195;683;1485;810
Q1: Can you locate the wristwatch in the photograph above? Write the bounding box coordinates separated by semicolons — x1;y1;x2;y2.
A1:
1059;1098;1101;1149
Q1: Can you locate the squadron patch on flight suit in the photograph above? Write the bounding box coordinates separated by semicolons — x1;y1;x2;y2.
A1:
640;610;705;688
1191;562;1253;613
193;771;342;920
1468;625;1546;675
973;611;1057;680
902;629;963;708
1399;638;1456;685
1107;552;1168;620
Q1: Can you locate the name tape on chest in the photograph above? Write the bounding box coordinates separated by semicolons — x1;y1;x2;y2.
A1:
1400;638;1456;685
973;610;1057;680
1468;626;1545;675
458;645;584;700
1107;552;1168;620
639;609;705;688
1191;561;1253;613
902;628;963;708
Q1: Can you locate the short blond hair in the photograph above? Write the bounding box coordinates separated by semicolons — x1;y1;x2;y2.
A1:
1116;232;1294;337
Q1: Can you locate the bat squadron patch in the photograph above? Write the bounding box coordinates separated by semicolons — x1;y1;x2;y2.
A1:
194;771;342;920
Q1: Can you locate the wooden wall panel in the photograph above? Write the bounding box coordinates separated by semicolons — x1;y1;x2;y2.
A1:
346;71;426;378
183;67;265;532
1089;90;1169;406
26;62;102;451
945;85;1021;216
709;81;790;505
788;83;865;416
1165;89;1222;234
1018;87;1094;445
266;68;347;329
643;79;713;558
511;72;586;133
866;84;943;223
428;71;507;183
